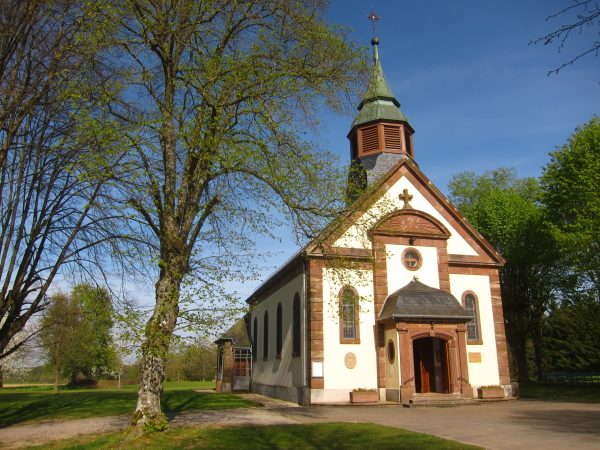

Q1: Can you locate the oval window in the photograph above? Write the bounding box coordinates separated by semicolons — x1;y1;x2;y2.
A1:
402;248;422;271
387;339;395;363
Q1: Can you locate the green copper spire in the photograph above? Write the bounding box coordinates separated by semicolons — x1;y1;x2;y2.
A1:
351;38;412;129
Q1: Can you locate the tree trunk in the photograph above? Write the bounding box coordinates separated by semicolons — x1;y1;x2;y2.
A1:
532;324;544;380
0;366;4;388
513;337;530;382
54;368;60;392
132;263;183;431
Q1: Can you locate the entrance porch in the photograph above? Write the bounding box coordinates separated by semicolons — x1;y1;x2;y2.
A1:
378;280;474;405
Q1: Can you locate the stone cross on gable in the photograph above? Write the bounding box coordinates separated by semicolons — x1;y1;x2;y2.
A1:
400;189;413;209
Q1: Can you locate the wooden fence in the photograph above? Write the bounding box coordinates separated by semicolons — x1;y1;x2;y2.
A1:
541;372;600;384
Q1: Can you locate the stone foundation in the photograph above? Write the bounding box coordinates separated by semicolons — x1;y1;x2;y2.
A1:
251;382;309;405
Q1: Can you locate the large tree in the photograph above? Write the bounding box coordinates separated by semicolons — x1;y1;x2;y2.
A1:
39;293;78;390
540;116;600;301
0;0;121;361
164;338;216;382
449;168;561;381
543;296;600;372
91;0;364;429
39;284;117;389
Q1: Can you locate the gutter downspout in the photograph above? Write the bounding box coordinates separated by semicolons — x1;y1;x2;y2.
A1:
302;255;309;405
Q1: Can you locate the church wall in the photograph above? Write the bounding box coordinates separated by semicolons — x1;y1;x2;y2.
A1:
250;273;305;402
383;327;400;388
385;244;439;290
314;267;377;403
383;327;401;402
333;175;477;257
449;273;500;388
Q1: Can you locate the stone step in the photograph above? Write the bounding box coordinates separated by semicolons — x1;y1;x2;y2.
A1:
404;393;477;408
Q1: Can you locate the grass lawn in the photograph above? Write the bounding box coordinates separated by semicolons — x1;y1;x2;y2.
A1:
31;422;480;450
0;381;256;427
519;382;600;402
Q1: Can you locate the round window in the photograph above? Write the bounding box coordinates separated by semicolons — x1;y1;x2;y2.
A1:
402;248;422;271
387;339;395;363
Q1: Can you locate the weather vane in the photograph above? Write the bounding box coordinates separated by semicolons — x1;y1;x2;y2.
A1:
367;7;381;36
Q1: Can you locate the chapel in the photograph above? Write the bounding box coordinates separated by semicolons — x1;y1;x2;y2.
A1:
216;36;512;406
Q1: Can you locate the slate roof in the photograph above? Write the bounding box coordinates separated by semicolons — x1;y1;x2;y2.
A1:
214;317;251;347
379;279;473;321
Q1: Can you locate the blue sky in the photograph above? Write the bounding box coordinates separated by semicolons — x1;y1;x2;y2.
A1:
233;1;598;298
320;0;598;187
126;2;598;325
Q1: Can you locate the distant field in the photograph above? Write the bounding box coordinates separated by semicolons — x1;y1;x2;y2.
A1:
0;381;255;427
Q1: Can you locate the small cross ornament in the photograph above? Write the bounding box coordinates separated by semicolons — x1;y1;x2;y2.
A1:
367;7;381;34
400;189;413;209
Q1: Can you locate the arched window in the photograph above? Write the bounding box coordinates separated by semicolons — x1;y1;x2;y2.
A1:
276;303;283;358
292;293;301;357
339;287;360;344
463;292;482;344
263;311;269;360
252;316;258;361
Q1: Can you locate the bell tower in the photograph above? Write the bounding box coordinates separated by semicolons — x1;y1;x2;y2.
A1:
347;36;415;187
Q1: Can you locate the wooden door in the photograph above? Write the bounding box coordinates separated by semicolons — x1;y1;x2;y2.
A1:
414;338;435;393
420;356;431;393
440;340;450;393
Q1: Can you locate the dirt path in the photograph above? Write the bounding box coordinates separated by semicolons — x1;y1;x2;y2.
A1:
0;394;300;449
4;394;598;450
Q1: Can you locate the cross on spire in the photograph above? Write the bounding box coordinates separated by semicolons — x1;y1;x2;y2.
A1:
367;7;381;36
400;189;413;209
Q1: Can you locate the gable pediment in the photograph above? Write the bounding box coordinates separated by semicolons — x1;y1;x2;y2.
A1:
371;210;450;239
305;157;504;266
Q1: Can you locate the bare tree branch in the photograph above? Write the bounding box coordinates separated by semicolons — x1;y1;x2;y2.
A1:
530;0;600;75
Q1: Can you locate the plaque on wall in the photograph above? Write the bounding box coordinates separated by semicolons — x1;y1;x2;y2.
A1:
312;361;324;377
468;352;482;363
344;352;357;369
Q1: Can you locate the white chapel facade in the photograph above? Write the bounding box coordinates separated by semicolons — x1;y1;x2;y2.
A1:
242;38;512;405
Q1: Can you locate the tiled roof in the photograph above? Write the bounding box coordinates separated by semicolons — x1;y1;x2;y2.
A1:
379;279;472;321
214;317;251;347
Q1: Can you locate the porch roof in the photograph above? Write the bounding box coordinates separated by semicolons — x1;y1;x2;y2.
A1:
378;279;473;322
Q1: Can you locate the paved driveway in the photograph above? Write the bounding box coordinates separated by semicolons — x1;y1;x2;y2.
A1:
277;400;600;450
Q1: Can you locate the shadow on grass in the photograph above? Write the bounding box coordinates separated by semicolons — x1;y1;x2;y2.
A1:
29;422;480;450
164;422;480;449
0;391;137;427
0;389;255;428
161;390;255;416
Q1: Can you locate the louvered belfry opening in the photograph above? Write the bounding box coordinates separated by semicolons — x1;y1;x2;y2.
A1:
383;124;401;151
356;121;413;158
360;125;379;152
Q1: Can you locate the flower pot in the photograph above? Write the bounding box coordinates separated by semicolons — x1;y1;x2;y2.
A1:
350;391;378;403
477;386;504;399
